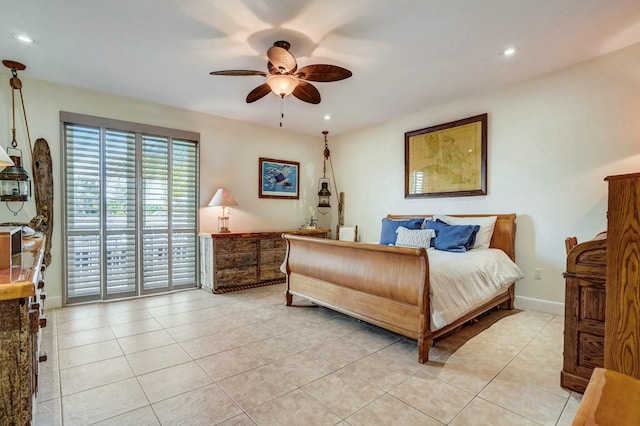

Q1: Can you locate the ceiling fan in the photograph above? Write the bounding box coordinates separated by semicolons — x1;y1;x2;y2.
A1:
209;40;352;105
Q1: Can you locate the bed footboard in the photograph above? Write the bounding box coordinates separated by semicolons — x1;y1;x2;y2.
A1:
281;235;432;362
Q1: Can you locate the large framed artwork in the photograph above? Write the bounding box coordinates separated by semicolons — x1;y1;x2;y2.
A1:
258;157;300;199
405;113;487;198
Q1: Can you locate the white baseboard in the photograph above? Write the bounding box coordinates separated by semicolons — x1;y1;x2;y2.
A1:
514;295;564;316
47;296;63;309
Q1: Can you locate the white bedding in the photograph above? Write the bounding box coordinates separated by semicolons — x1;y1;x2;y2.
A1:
428;248;524;331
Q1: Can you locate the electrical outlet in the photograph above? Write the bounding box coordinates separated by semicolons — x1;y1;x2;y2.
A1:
534;268;542;280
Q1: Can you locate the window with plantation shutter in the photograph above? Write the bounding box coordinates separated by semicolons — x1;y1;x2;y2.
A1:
61;112;199;303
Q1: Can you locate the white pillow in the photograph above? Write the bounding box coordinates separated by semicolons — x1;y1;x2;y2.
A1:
433;215;497;249
395;226;436;248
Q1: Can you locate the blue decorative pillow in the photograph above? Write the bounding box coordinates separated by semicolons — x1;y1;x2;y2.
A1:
380;218;424;245
424;219;480;252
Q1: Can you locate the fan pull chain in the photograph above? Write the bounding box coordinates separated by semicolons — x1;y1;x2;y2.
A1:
279;95;285;127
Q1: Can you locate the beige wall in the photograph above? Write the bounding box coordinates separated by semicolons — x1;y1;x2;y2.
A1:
0;78;323;307
329;42;640;314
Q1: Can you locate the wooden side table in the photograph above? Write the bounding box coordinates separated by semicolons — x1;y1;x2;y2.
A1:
199;229;329;293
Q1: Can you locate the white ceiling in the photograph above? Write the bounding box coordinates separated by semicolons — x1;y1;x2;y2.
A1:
3;0;640;137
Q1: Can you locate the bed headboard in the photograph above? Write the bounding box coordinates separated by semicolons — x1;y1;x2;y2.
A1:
386;213;517;261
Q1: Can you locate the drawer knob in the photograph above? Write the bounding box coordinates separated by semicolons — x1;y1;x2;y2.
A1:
39;314;47;328
37;280;45;289
39;351;48;363
40;291;47;300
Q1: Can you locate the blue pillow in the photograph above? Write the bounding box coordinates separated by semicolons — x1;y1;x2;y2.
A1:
380;218;424;245
424;220;480;252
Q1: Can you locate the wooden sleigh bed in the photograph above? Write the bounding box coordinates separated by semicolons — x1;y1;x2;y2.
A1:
282;213;519;363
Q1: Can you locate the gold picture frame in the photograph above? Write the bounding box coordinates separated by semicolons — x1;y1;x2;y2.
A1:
405;113;487;198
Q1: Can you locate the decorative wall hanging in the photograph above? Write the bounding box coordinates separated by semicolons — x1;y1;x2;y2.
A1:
258;157;299;199
405;113;487;198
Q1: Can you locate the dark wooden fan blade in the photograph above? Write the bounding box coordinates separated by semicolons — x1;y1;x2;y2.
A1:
267;46;297;74
246;83;272;103
210;70;268;77
292;81;321;104
295;65;352;82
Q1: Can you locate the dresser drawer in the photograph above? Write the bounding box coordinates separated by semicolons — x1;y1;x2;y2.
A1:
215;266;258;287
214;239;258;253
260;249;285;265
260;237;285;250
260;265;285;281
216;252;257;269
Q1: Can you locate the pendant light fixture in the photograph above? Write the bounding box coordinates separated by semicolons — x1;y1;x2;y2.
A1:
317;130;340;216
0;60;33;214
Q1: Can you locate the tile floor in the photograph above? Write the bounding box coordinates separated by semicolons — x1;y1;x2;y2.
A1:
34;284;581;425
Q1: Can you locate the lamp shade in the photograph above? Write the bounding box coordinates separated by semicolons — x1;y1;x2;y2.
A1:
266;75;299;97
0;146;14;167
208;187;238;208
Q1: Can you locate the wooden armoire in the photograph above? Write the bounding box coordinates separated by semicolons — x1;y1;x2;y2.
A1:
604;173;640;379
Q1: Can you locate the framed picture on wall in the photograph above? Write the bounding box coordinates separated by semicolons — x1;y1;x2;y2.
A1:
258;157;300;199
405;113;488;198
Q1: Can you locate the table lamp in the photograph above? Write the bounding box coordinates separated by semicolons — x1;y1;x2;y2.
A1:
208;187;238;233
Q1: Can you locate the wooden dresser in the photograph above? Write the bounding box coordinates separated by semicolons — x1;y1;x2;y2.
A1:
0;236;47;424
199;229;329;293
561;233;607;393
605;173;640;379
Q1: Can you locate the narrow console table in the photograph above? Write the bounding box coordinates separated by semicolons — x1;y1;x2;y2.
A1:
199;229;329;293
0;236;47;424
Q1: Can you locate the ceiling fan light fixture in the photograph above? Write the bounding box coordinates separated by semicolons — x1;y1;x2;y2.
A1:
266;74;299;97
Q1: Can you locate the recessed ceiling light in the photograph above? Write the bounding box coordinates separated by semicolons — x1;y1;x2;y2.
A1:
324;114;331;121
502;46;517;57
14;33;35;44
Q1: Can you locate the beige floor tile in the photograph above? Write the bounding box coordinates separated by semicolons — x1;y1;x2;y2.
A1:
57;326;115;349
346;325;401;352
61;356;134;396
499;346;569;398
303;369;385;418
55;304;104;323
347;394;443;426
153;309;218;328
126;342;191;375
92;406;160;426
152;383;243;424
99;299;143;315
62;378;148;425
389;370;475;424
377;337;437;365
556;400;580;426
309;336;373;368
218;413;258;425
243;334;310;363
58;339;123;369
478;372;568;425
248;389;341;425
179;327;262;359
105;309;153;325
36;369;60;402
342;352;422;391
138;361;212;403
263;348;339;387
145;301;192;317
421;354;503;394
117;329;176;354
34;398;62;426
56;315;109;335
165;319;220;342
110;317;162;338
197;347;265;381
218;365;298;410
449;397;539;425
